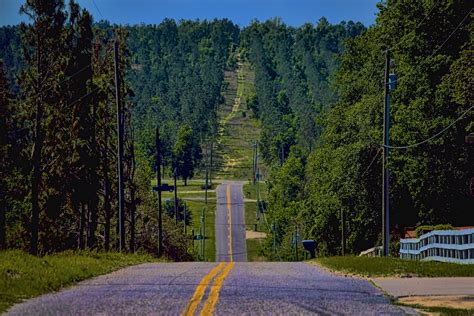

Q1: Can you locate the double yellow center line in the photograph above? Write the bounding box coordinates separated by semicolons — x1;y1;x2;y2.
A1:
181;184;235;316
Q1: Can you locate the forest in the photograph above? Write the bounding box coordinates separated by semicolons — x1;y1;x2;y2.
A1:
0;0;472;259
254;0;473;258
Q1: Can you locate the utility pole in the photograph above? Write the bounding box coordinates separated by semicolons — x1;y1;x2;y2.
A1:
205;143;209;205
272;222;276;259
201;207;206;261
209;140;213;186
252;142;255;183
156;127;163;256
114;40;125;252
174;168;178;225
382;50;391;257
255;143;260;223
295;225;299;261
341;209;345;256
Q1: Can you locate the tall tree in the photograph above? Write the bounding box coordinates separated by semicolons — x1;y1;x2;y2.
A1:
173;126;201;185
19;0;67;255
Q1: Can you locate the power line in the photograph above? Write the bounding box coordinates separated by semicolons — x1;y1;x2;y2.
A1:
360;147;382;177
30;64;91;99
389;7;473;87
384;104;474;149
432;8;473;56
67;86;100;107
30;43;113;100
90;0;105;20
386;0;439;53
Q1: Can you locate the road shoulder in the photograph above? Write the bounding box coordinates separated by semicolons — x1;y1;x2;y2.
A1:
371;277;474;310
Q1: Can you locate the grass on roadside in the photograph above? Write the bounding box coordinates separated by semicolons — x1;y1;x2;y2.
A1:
151;177;217;261
0;250;156;312
185;200;216;261
395;301;474;316
243;182;268;200
312;256;474;277
247;238;267;262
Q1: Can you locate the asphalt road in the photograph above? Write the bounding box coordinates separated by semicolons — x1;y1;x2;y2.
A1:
215;181;247;262
6;262;408;315
6;182;411;315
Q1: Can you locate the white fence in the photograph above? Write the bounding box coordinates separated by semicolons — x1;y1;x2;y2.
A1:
400;228;474;264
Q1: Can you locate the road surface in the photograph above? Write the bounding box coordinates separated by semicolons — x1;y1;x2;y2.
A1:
6;181;410;315
6;262;408;315
215;181;247;262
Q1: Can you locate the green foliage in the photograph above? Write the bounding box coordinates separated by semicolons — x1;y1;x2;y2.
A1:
126;19;240;168
259;1;473;258
0;1;197;259
0;250;156;312
173;125;201;184
415;224;454;238
164;198;192;225
314;256;474;277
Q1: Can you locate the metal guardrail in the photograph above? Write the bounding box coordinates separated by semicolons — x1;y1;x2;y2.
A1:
400;228;474;264
359;246;383;257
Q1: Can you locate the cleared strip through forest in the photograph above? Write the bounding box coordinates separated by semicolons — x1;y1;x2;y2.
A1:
214;60;261;181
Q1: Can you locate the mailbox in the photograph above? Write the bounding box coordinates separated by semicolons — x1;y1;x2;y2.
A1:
302;240;316;259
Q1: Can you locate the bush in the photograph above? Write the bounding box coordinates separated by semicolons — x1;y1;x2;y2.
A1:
415;224;454;238
164;198;192;225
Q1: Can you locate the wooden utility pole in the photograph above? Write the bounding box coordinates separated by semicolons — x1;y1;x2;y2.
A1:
114;40;125;252
382;50;391;257
252;142;256;184
341;208;345;256
103;103;111;252
209;140;213;185
156;127;163;256
174;168;178;224
205;143;209;205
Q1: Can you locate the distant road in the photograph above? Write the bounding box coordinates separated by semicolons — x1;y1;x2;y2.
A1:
215;181;247;262
6;262;406;315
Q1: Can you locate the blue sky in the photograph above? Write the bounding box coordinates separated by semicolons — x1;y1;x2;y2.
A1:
0;0;380;27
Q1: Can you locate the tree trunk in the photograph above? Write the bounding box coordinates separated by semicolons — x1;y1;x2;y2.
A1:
30;30;43;255
130;187;136;252
87;99;98;249
0;197;5;249
103;110;111;252
79;202;85;250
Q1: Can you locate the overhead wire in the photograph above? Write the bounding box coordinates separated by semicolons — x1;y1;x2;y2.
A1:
383;8;473;149
384;104;474;149
388;7;473;87
90;0;105;21
386;0;439;53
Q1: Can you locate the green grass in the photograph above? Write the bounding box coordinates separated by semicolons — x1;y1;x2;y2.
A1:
0;250;156;312
185;200;216;261
214;62;262;180
396;301;474;316
313;256;474;277
246;239;267;262
152;177;217;261
243;182;268;200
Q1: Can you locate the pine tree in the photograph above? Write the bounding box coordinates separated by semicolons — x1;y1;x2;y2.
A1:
19;0;67;255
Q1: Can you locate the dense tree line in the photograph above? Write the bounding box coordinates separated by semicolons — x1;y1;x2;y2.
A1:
1;0;471;261
255;1;473;258
126;19;239;180
240;18;365;165
0;2;238;259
